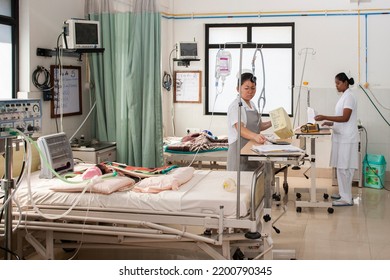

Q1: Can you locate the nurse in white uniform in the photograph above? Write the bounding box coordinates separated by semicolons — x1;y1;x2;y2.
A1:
315;72;358;206
227;72;272;171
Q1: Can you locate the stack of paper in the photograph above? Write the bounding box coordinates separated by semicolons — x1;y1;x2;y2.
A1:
252;144;304;154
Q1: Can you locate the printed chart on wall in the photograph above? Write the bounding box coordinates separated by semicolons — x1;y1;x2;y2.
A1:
50;65;82;118
174;71;202;103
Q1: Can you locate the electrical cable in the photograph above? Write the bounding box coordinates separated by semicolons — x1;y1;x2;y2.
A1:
53;32;65;133
0;246;21;260
162;72;172;91
31;66;51;102
0;129;117;221
69;101;97;143
168;48;176;136
366;87;390;111
359;85;390;126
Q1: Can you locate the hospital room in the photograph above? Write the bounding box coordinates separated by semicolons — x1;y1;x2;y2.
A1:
1;0;390;268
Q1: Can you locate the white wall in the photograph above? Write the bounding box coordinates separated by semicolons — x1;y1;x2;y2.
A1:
162;0;390;170
19;0;92;141
18;0;389;171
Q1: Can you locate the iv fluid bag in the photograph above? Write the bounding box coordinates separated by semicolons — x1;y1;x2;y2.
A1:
215;50;232;79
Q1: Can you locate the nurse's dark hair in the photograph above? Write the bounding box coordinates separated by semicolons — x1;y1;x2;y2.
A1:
335;72;354;85
237;72;257;87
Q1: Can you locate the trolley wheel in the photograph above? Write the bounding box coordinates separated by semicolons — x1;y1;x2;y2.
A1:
323;193;329;200
327;207;334;214
296;207;302;213
283;182;289;194
61;240;77;253
296;192;301;199
272;193;281;201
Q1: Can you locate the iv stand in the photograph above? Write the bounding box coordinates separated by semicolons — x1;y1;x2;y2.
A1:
236;42;244;219
1;137;15;260
225;41;264;219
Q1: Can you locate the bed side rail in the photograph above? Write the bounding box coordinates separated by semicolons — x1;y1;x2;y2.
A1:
249;164;265;221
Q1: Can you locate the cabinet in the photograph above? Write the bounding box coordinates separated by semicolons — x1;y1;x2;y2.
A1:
72;142;116;164
332;128;364;187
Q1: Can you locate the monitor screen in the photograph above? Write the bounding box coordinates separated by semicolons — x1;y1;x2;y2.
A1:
179;42;198;59
75;22;99;45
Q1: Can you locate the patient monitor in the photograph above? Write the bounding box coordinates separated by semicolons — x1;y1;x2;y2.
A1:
269;107;294;139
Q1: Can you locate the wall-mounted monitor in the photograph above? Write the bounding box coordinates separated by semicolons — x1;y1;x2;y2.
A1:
177;42;198;60
63;19;101;49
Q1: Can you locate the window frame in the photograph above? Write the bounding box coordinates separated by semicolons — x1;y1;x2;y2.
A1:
0;0;19;99
204;22;295;116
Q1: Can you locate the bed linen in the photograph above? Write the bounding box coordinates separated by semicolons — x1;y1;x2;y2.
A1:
15;166;254;217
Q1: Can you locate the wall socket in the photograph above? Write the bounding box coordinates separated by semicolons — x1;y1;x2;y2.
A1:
185;128;201;134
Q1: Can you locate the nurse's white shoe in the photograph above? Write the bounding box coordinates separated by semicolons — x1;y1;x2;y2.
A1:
331;193;341;199
332;199;353;206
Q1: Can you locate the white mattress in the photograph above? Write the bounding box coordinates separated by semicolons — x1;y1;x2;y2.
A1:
15;168;254;217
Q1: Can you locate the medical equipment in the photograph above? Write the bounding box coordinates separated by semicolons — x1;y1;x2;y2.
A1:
214;49;232;95
293;48;315;128
223;177;237;192
12;167;276;260
37;132;74;179
269;107;294;139
294;129;334;213
0;99;42;139
176;41;198;60
300;123;319;133
251;47;266;119
62;19;101;49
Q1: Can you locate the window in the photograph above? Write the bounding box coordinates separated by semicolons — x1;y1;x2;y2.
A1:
205;23;294;116
0;0;18;99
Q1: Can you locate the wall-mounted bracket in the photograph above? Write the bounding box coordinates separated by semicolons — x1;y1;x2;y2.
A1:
173;58;200;67
36;47;105;61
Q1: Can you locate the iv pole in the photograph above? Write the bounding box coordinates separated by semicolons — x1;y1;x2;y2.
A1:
1;137;16;260
231;41;260;219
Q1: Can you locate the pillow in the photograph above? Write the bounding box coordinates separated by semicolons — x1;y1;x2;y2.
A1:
50;175;135;194
132;167;194;193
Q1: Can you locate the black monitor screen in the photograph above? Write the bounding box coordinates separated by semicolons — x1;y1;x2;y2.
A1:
75;23;98;45
180;43;198;57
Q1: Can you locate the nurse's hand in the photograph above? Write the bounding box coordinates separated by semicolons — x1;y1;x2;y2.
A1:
314;115;325;121
321;121;333;127
253;134;266;144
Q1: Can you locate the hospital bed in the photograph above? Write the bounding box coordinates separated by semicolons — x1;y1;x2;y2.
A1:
163;135;228;170
164;150;227;169
8;165;277;260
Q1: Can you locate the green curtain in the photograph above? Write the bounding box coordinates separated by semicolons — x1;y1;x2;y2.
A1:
87;0;163;168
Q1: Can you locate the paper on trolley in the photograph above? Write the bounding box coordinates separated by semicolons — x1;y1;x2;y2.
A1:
252;144;304;155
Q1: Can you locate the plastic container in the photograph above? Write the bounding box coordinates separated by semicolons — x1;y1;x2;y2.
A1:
363;154;387;189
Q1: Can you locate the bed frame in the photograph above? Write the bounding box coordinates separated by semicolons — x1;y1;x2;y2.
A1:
10;167;276;260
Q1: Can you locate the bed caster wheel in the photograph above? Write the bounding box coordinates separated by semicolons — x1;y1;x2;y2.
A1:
296;193;301;199
272;193;281;201
61;240;77;253
323;193;329;200
233;248;245;260
296;207;302;213
283;182;289;194
203;229;212;236
245;231;261;239
327;207;334;214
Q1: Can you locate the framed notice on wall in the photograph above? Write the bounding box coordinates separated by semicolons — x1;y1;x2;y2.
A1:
174;71;202;103
50;65;82;118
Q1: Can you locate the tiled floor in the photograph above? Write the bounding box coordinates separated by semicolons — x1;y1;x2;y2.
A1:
26;176;390;260
271;176;390;260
